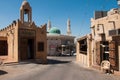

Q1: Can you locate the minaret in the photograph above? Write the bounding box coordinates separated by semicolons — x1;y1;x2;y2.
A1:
48;20;51;30
67;18;71;35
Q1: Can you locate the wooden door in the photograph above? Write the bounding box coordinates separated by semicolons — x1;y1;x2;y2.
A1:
96;42;101;65
109;41;117;70
20;38;28;60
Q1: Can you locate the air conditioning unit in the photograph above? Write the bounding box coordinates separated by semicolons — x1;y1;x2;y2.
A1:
109;29;120;36
109;29;117;36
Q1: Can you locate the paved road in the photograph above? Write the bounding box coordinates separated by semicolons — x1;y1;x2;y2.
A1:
0;56;120;80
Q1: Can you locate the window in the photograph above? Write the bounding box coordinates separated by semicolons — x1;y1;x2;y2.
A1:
0;40;8;55
78;38;87;55
24;9;29;22
38;42;44;52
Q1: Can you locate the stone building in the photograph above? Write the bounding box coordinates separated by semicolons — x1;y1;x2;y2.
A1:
0;1;47;63
47;19;75;56
76;8;120;71
76;34;92;67
91;8;120;71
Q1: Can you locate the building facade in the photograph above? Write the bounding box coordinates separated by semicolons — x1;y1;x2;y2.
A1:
47;20;75;56
76;34;92;67
91;8;120;71
76;8;120;71
0;1;47;63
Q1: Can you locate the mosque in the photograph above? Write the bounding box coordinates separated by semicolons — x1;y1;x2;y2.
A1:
47;19;75;56
0;0;47;63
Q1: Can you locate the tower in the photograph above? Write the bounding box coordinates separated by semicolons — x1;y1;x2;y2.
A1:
67;18;71;35
48;20;51;30
20;0;32;23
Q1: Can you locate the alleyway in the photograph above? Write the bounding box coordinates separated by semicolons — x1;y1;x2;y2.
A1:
0;56;120;80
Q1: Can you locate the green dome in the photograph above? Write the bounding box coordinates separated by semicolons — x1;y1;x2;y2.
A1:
48;27;61;34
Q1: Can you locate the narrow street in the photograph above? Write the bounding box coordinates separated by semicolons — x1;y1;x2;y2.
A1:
0;56;120;80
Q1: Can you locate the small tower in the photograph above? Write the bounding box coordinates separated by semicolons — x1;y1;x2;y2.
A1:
67;18;71;35
20;0;32;23
48;20;51;30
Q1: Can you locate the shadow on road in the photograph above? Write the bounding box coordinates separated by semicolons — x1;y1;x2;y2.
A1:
5;59;71;65
55;55;76;57
18;60;47;65
47;59;71;65
4;55;75;66
0;70;8;75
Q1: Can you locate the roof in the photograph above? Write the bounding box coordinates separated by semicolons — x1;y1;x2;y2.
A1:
22;0;29;6
20;0;31;10
47;34;75;39
48;27;61;34
77;34;92;41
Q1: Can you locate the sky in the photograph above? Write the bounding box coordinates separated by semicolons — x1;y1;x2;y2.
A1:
0;0;119;37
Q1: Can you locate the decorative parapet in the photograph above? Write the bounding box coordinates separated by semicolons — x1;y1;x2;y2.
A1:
0;20;18;32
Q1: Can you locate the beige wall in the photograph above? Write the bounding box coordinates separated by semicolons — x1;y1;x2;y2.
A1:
36;24;47;63
76;34;92;67
91;9;120;70
0;20;47;63
91;12;120;42
7;23;18;62
0;21;19;62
